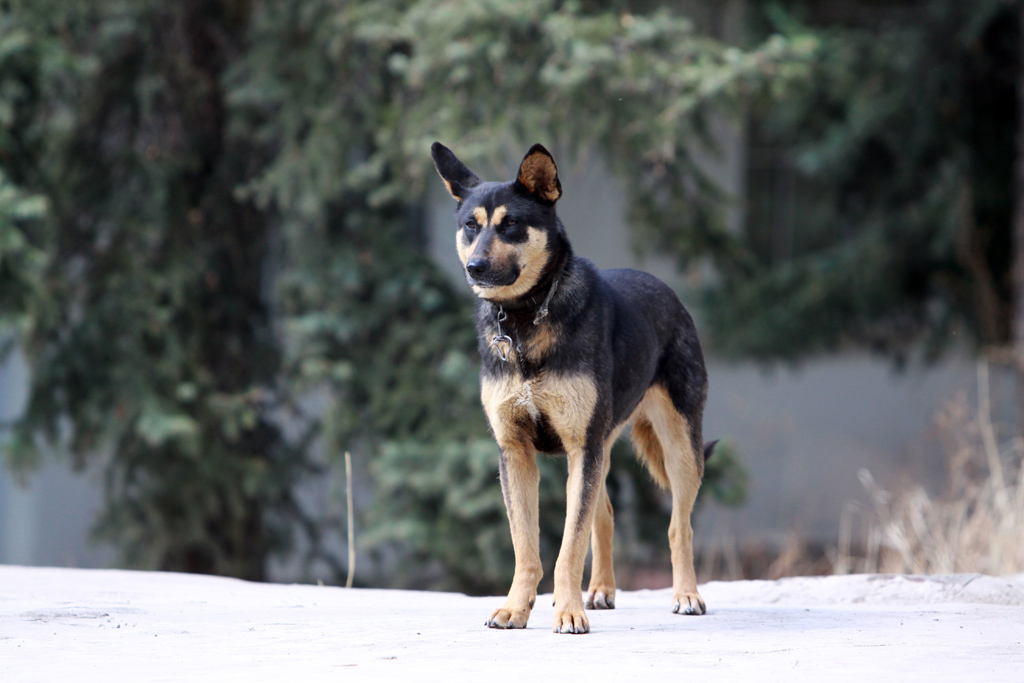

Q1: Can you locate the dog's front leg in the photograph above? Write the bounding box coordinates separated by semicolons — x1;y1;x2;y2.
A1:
486;442;542;629
551;443;604;634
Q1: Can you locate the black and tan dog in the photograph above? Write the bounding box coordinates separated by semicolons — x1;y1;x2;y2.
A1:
431;142;714;634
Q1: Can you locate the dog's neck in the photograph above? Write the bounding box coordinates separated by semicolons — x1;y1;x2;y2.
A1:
486;247;572;319
484;251;570;365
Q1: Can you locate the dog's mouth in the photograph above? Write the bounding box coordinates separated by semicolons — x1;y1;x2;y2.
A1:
466;265;520;291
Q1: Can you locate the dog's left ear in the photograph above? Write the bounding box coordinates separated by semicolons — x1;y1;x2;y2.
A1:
515;144;561;204
431;142;481;202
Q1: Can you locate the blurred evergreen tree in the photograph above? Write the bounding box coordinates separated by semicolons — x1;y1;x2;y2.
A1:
232;0;799;590
0;0;314;580
1;0;811;589
707;0;1021;363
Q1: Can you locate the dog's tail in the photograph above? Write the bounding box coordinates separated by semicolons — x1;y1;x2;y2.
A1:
703;440;718;462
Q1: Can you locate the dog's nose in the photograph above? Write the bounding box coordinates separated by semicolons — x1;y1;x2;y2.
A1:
466;259;490;277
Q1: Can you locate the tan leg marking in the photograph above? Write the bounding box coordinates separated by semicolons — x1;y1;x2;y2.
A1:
586;428;622;610
635;385;706;615
481;372;604;632
480;374;546;629
530;374;600;633
486;441;542;629
631;414;668;488
551;447;594;633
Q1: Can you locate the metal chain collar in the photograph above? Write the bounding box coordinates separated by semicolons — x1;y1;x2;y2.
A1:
490;271;562;364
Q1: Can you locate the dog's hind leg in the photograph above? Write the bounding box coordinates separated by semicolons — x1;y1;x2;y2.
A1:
585;441;616;610
636;385;706;615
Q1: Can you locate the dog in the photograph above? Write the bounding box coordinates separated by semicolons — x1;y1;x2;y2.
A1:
431;142;714;634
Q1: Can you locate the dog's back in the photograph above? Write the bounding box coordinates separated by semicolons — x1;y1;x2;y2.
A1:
598;267;708;450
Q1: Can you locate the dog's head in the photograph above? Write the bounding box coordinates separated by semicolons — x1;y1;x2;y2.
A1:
431;142;564;302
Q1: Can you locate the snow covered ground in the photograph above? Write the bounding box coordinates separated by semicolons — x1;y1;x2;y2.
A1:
1;565;1022;682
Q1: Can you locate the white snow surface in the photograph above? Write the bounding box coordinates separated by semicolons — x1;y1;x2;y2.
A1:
1;565;1022;682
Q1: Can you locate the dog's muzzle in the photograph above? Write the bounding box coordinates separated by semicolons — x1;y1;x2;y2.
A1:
466;260;520;289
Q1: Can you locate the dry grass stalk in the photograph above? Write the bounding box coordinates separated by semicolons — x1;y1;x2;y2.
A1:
836;360;1024;576
345;450;356;589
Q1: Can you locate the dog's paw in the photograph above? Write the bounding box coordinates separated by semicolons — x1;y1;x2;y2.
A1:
672;591;707;616
485;607;530;629
585;587;615;610
552;609;590;634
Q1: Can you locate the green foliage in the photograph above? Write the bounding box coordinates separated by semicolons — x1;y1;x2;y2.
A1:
1;0;815;591
0;0;317;580
702;440;747;506
0;170;46;342
0;10;54;358
710;0;1021;361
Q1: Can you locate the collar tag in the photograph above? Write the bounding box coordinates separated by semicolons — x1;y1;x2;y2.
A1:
491;333;513;362
492;306;513;362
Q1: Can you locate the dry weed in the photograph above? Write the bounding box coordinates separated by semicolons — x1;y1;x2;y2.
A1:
835;361;1024;576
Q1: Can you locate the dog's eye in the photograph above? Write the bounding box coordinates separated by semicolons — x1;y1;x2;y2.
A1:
464;219;478;232
506;218;518;226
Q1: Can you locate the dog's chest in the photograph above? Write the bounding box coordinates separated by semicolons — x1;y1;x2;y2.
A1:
480;371;597;452
510;378;542;420
482;374;543;428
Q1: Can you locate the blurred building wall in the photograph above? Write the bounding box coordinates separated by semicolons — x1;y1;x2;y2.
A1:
0;348;113;568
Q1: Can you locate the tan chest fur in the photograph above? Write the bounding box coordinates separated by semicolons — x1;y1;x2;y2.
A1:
480;372;597;454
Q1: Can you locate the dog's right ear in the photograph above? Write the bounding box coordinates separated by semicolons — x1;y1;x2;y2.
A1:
431;142;481;202
515;144;561;203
